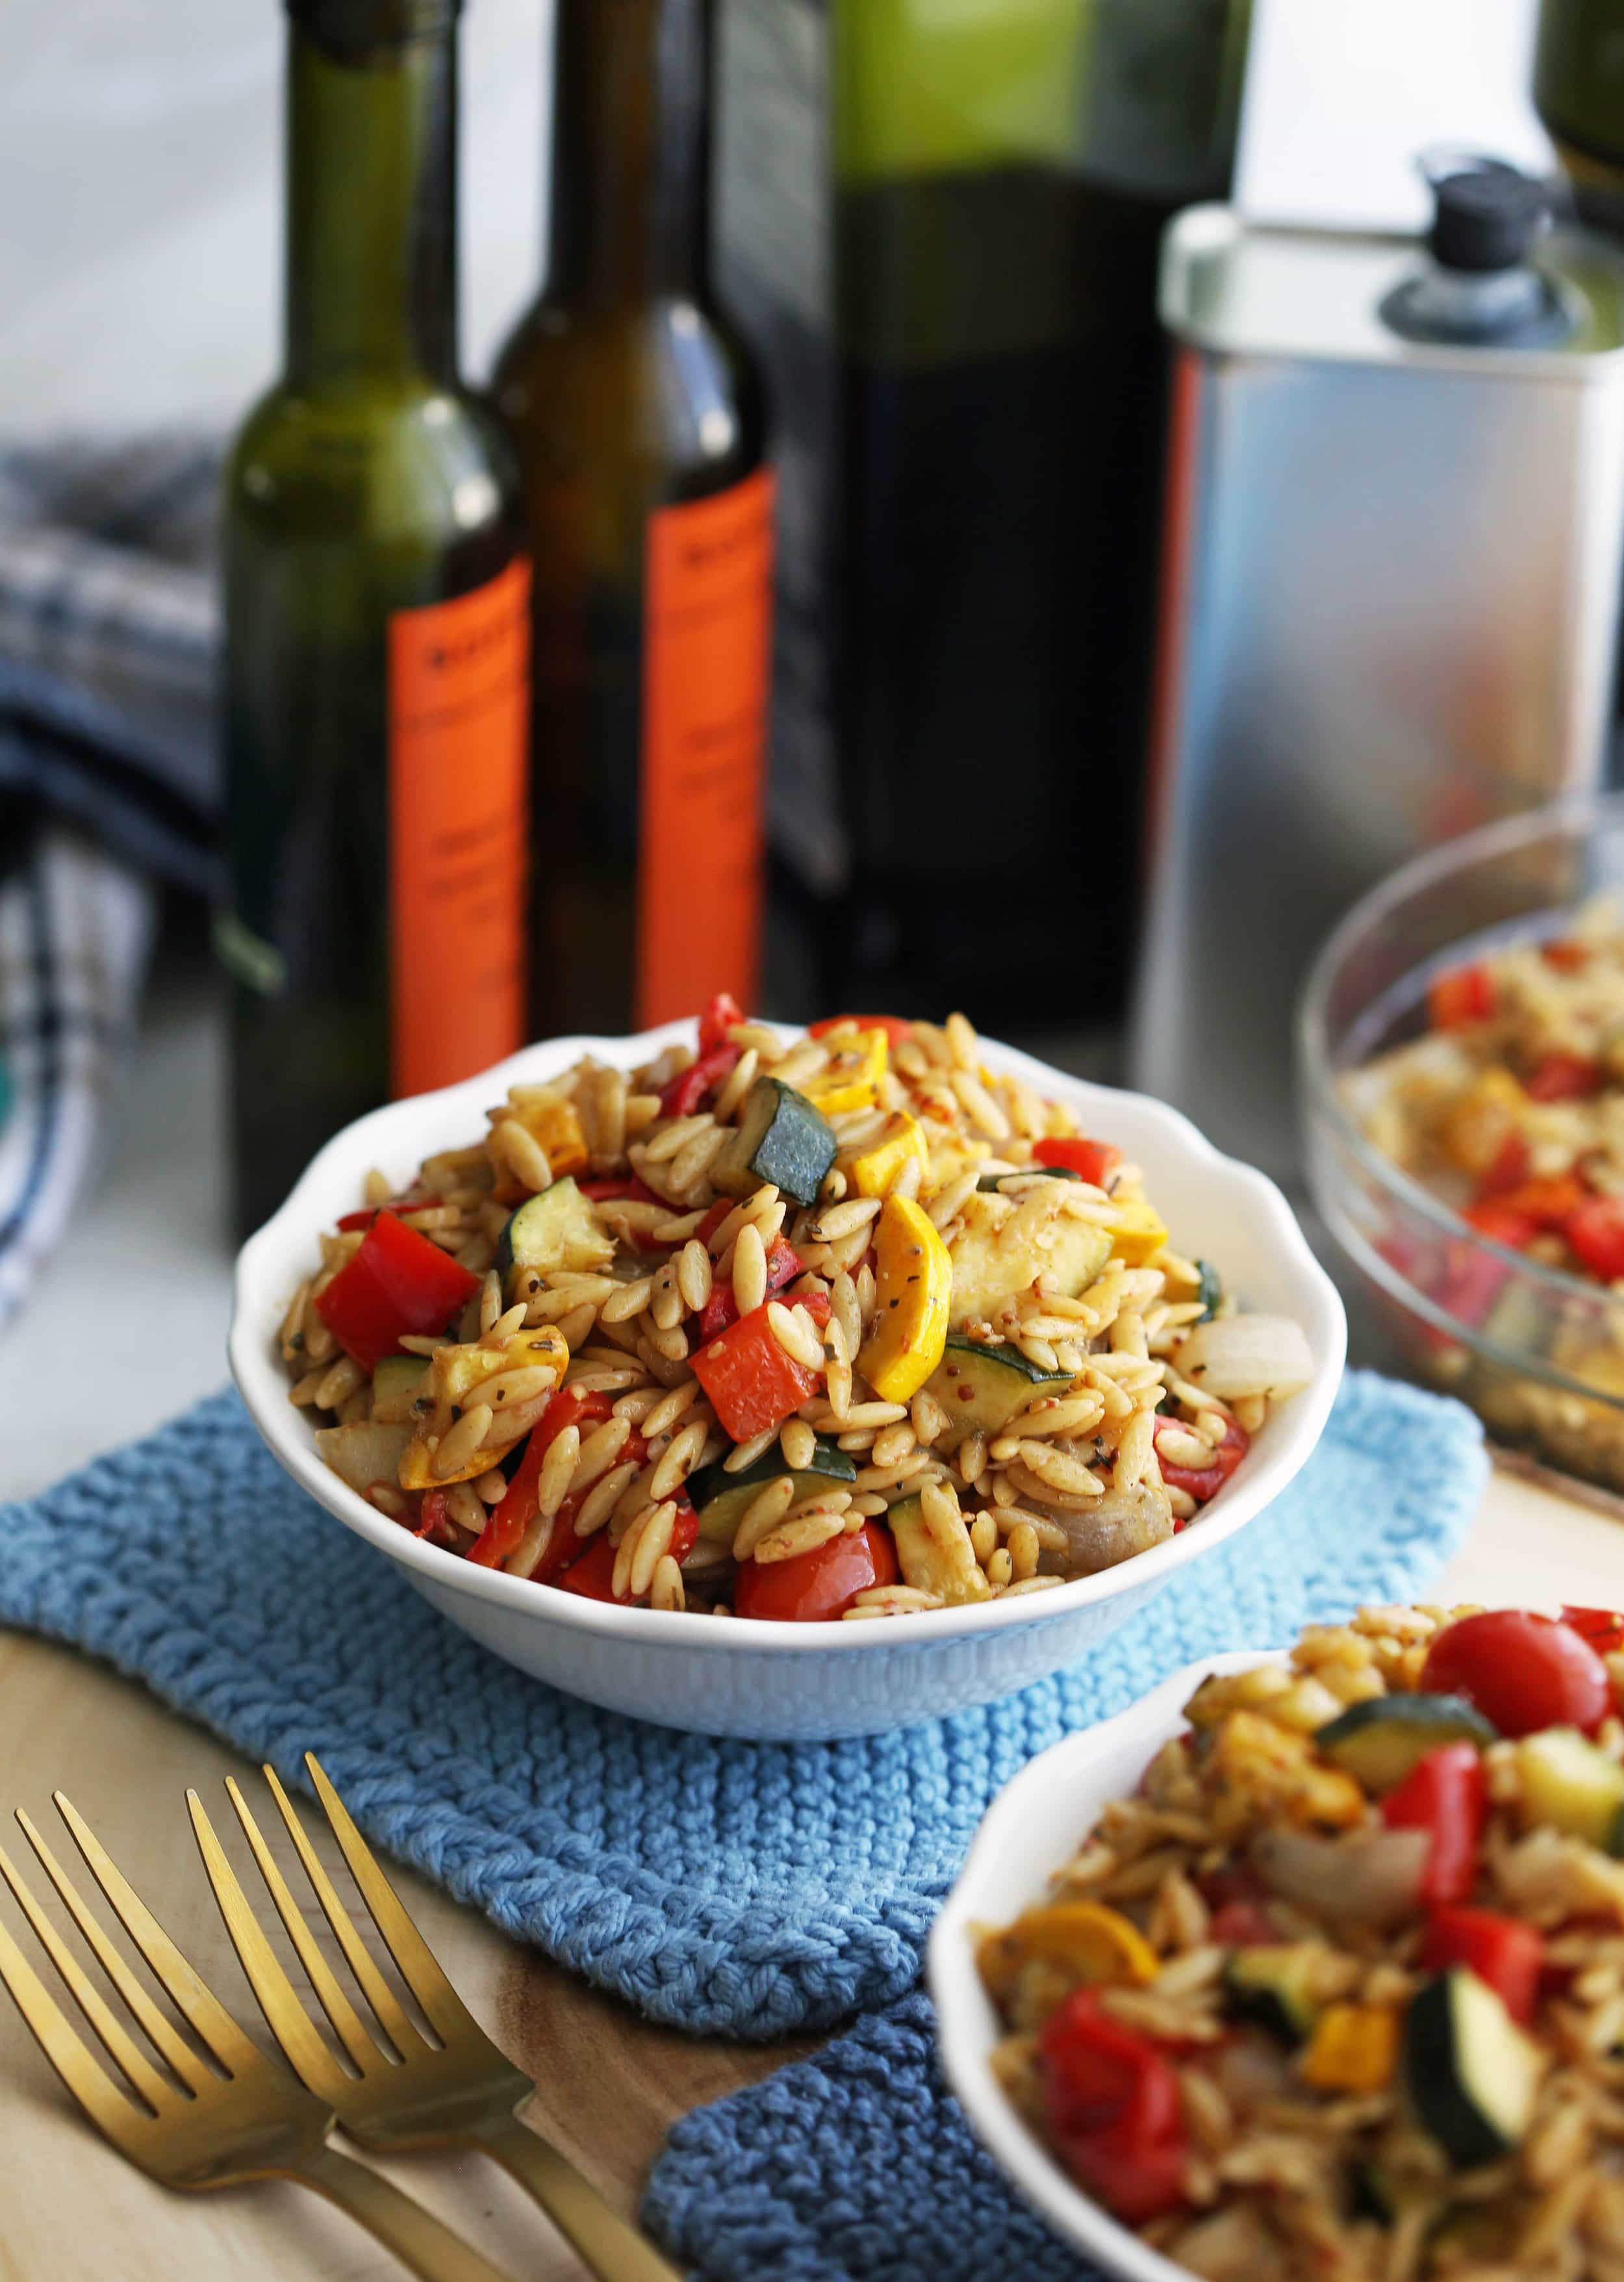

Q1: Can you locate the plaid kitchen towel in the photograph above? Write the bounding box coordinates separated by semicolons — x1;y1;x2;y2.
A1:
0;429;219;1326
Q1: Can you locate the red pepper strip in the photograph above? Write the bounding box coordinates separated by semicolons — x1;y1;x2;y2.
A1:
577;1174;662;1205
658;1045;741;1122
1477;1131;1532;1196
1038;1992;1187;2225
1428;962;1495;1030
1562;1605;1624;1654
1034;1136;1124;1188
699;992;748;1055
691;1301;821;1442
807;1014;913;1048
1153;1418;1248;1508
468;1389;614;1571
1495;1175;1586;1226
1381;1742;1486;1906
335;1191;427;1233
1524;1052;1598;1103
1421;1905;1543;2026
315;1211;480;1373
414;1489;455;1546
696;1199;733;1245
557;1502;700;1603
696;1237;807;1342
1567;1194;1624;1283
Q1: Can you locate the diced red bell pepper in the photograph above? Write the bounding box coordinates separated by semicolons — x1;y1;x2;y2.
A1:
1380;1742;1485;1906
807;1014;913;1049
699;992;748;1055
1488;1175;1585;1228
468;1389;614;1572
691;1302;821;1442
556;1501;699;1603
1525;1052;1598;1103
1428;962;1496;1031
1460;1201;1536;1250
658;1045;741;1122
1153;1418;1249;1508
1542;938;1590;973
1039;1992;1188;2224
1421;1905;1543;2025
1034;1136;1124;1188
1562;1605;1624;1655
1566;1194;1624;1283
733;1522;898;1622
315;1211;480;1372
695;1237;806;1343
1208;1899;1278;1949
696;1199;733;1245
414;1489;455;1547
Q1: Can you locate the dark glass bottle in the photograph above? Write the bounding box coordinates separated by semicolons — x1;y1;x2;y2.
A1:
492;0;773;1040
222;0;531;1237
1536;0;1624;235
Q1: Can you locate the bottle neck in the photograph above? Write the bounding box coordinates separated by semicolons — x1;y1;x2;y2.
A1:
546;0;712;309
284;1;459;387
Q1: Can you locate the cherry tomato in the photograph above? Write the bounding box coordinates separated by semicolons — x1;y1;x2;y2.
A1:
1420;1610;1612;1737
732;1522;898;1622
1428;963;1495;1030
1057;2124;1188;2226
1566;1195;1624;1283
1039;1992;1189;2224
1562;1606;1624;1654
1523;1053;1598;1103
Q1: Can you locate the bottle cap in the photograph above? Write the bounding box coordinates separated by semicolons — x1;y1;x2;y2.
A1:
1428;158;1549;274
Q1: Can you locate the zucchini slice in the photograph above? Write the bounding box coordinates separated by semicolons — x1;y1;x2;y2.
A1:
1223;1944;1321;2045
976;1168;1082;1193
312;1419;415;1497
1197;1260;1223;1322
495;1176;613;1287
712;1077;837;1207
371;1353;429;1424
1404;1970;1544;2167
1316;1694;1499;1793
687;1437;857;1546
926;1336;1070;1437
946;1188;1113;1326
1515;1726;1624;1854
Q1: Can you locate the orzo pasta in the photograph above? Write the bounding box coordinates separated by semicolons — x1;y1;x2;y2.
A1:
280;999;1313;1619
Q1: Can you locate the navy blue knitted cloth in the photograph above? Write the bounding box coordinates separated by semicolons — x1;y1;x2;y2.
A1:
0;1372;1485;2042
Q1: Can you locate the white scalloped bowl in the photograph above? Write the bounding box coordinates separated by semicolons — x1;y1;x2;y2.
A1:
229;1025;1345;1740
929;1651;1269;2278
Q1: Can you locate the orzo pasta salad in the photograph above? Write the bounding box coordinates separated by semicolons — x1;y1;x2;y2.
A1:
279;1001;1313;1621
980;1604;1624;2280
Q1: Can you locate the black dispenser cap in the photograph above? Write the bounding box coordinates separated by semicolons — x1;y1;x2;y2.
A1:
1429;160;1549;272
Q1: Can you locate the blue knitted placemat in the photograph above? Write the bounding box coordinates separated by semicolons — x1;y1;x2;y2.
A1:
0;1370;1484;2039
646;1992;1091;2280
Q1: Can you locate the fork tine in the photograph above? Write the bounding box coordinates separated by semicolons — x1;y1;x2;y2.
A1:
0;1836;169;2112
0;1853;149;2147
301;1757;468;2040
186;1790;349;2103
222;1778;391;2073
262;1763;425;2051
16;1808;214;2094
53;1792;262;2076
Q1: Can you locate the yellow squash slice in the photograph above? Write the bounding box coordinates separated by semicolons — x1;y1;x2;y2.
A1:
843;1111;930;1199
398;1324;569;1489
857;1193;952;1404
806;1027;888;1118
1110;1199;1170;1267
1299;2003;1400;2094
977;1902;1159;2009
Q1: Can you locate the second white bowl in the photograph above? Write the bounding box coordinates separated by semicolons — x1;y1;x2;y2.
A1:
230;1027;1345;1740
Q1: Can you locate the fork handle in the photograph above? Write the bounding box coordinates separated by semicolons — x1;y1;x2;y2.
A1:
478;2111;681;2282
298;2142;518;2282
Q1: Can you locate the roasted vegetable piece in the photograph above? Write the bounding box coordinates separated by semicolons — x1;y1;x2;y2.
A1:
1033;1135;1122;1186
711;1077;837;1205
1404;1969;1544;2166
1039;1993;1189;2225
733;1522;898;1622
468;1385;611;1571
887;1490;989;1605
1315;1694;1498;1793
843;1111;930;1200
314;1211;481;1372
495;1176;615;1290
1421;1907;1542;2025
691;1301;822;1441
312;1418;415;1497
1379;1743;1486;1906
1223;1945;1322;2045
978;1903;1158;2014
804;1025;887;1116
1514;1726;1624;1853
1109;1199;1170;1266
1299;2003;1401;2094
687;1438;857;1546
398;1324;571;1492
1420;1610;1612;1737
926;1335;1069;1437
857;1193;952;1404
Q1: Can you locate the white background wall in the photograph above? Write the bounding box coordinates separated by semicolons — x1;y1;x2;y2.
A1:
0;0;1553;440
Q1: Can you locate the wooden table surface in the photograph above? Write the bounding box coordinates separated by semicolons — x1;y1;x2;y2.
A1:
3;1460;1624;2280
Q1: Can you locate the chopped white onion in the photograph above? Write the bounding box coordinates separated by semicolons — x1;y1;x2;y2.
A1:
1250;1825;1428;1927
1174;1314;1315;1402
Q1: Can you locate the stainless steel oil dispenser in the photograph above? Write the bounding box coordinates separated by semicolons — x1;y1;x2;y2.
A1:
1129;160;1624;1185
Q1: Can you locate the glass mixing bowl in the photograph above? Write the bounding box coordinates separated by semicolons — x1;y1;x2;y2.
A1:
1300;794;1624;1493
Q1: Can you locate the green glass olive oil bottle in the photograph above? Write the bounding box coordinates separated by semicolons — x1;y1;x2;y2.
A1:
491;0;774;1040
222;0;531;1237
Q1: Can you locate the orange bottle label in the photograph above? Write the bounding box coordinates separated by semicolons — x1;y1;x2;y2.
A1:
637;470;775;1029
388;556;531;1099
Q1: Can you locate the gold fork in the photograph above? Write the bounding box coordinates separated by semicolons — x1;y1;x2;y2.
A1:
0;1793;514;2282
188;1752;679;2282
